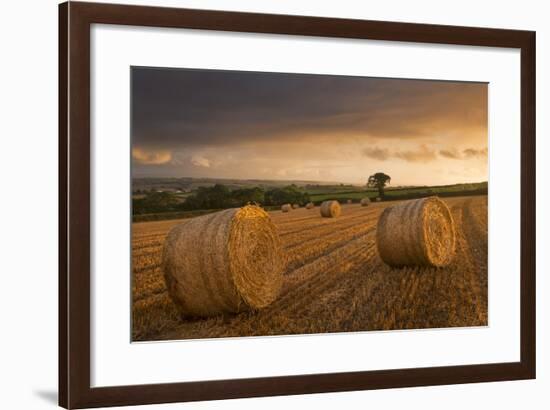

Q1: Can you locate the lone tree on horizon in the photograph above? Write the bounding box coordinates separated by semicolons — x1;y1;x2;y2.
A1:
367;172;391;198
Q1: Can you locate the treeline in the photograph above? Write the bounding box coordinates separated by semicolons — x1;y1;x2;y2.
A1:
132;184;310;215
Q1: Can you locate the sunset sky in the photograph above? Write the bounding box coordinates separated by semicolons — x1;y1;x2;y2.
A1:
131;67;488;186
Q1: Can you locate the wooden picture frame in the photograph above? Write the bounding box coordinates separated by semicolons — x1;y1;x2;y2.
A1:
59;1;536;408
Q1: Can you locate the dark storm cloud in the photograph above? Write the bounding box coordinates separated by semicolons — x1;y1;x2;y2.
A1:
439;149;462;159
131;67;488;151
394;145;437;163
363;145;437;163
439;147;488;160
362;146;391;161
365;145;488;163
463;147;488;158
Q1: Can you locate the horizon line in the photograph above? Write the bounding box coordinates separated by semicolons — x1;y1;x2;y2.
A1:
131;175;488;188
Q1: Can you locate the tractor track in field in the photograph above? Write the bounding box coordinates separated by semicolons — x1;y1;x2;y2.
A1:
271;237;376;316
283;223;378;273
277;208;377;235
277;243;378;317
281;210;381;245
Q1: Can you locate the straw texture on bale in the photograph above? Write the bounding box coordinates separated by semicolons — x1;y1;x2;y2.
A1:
292;204;300;209
320;200;341;218
162;205;284;317
305;202;315;209
281;204;292;212
376;197;456;268
360;197;371;207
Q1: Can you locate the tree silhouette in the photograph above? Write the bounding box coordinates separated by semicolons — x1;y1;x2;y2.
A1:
367;172;391;198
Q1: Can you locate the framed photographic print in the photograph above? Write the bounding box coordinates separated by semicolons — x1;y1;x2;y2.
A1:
59;1;536;408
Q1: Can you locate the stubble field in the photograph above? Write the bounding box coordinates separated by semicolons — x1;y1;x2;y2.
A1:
132;195;488;341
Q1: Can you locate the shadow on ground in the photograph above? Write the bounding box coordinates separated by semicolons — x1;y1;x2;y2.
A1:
33;390;57;406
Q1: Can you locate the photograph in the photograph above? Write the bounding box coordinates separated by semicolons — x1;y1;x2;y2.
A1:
130;67;488;342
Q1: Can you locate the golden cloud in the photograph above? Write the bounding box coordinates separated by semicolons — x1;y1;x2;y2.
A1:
463;147;488;158
394;145;437;163
362;146;390;161
132;147;172;165
440;147;488;160
191;155;211;168
363;145;437;163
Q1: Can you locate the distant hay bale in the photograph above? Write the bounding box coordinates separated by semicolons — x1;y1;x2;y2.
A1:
320;200;341;218
281;204;292;212
162;205;284;317
305;202;315;209
376;197;456;268
347;199;352;204
360;197;371;207
292;203;300;209
375;197;382;202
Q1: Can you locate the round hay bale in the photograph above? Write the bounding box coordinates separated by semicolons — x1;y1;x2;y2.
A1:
376;197;456;268
281;204;292;212
292;203;300;209
347;199;352;204
320;200;341;218
375;197;382;202
360;197;371;207
305;202;315;209
162;205;284;317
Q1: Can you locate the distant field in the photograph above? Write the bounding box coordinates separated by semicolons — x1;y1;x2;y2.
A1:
309;182;487;203
132;195;488;341
303;184;363;195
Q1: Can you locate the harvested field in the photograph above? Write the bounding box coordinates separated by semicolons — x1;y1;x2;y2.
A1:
132;195;488;341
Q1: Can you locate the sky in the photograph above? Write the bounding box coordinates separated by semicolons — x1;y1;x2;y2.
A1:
131;67;488;186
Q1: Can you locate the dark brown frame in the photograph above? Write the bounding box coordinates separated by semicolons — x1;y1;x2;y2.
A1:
59;1;536;408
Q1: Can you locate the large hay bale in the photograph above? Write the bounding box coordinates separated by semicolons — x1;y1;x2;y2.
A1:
320;200;341;218
292;203;300;209
376;197;456;268
162;205;284;317
281;204;292;212
305;202;315;209
360;197;371;207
